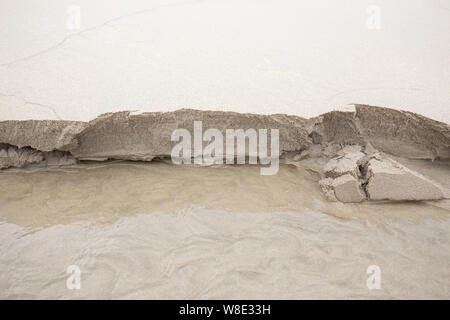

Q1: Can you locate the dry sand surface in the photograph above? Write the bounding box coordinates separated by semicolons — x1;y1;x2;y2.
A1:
0;0;449;299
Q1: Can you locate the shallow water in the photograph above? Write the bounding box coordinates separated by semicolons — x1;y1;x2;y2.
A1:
0;161;449;299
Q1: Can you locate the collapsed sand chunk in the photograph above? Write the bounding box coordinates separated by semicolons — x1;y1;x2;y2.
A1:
366;158;445;201
323;148;365;179
333;174;366;203
319;178;338;202
319;174;365;203
319;145;367;202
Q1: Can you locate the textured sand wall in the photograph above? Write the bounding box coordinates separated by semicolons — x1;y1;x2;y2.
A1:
1;105;449;170
1;105;449;168
1;104;449;203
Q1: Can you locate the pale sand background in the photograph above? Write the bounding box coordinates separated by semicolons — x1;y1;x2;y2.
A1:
0;0;449;122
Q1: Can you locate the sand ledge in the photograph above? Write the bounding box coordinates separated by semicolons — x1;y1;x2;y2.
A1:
1;104;449;203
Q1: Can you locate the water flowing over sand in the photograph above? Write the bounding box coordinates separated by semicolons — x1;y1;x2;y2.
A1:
0;161;449;299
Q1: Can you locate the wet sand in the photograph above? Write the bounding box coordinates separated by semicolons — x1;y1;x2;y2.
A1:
0;161;449;299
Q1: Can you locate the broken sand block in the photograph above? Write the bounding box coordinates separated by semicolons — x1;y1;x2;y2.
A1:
366;158;445;201
319;178;338;202
319;174;366;203
323;147;365;179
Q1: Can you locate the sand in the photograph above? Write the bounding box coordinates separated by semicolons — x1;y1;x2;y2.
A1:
1;0;449;122
0;0;449;299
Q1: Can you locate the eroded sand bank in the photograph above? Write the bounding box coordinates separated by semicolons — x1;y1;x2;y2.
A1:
1;105;449;164
0;105;449;298
1;104;449;203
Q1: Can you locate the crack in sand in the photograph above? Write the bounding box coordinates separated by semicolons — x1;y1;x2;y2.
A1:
0;0;204;68
0;92;62;120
